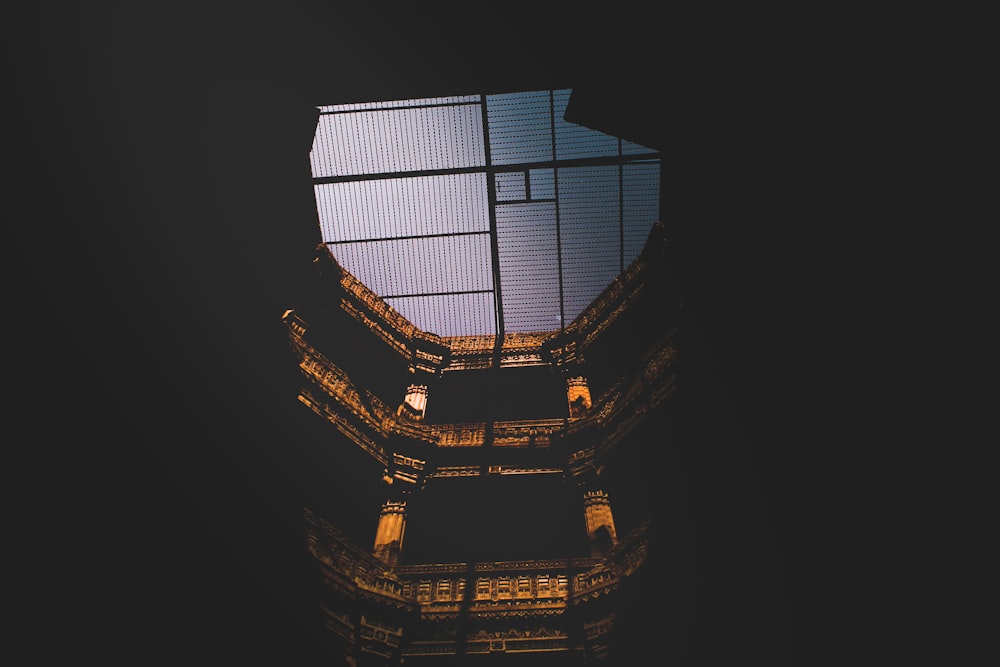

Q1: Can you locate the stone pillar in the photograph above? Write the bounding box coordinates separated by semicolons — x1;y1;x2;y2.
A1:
582;490;618;556
567;376;592;418
397;384;428;421
372;500;407;566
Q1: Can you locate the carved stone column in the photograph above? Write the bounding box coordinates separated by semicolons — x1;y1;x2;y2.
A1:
372;500;407;566
582;490;618;556
566;376;592;419
397;383;428;421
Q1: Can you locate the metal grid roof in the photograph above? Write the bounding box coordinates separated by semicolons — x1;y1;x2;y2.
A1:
309;89;660;338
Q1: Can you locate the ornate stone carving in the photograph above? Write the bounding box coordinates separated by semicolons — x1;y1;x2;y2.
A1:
436;423;487;447
486;465;563;476
567;376;592;419
427;465;481;479
307;507;649;625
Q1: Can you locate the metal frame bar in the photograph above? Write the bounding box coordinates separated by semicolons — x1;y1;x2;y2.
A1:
551;89;565;330
310;153;660;186
482;95;505;362
382;289;493;300
325;230;488;245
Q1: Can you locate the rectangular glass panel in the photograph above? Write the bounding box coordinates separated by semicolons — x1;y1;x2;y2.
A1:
496;201;561;332
330;234;493;297
557;166;621;322
494;171;526;202
311;103;485;178
486;90;554;165
528;168;555;200
623;161;661;262
385;292;496;338
314;172;489;242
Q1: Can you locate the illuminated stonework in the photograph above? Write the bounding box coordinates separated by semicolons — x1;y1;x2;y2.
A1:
582;490;619;555
287;177;679;663
373;501;407;567
566;376;592;419
305;508;650;661
399;384;428;421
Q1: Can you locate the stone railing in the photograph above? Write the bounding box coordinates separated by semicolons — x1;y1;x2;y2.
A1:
435;422;487;447
305;508;652;658
309;504;647;615
491;418;565;447
570;519;651;604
